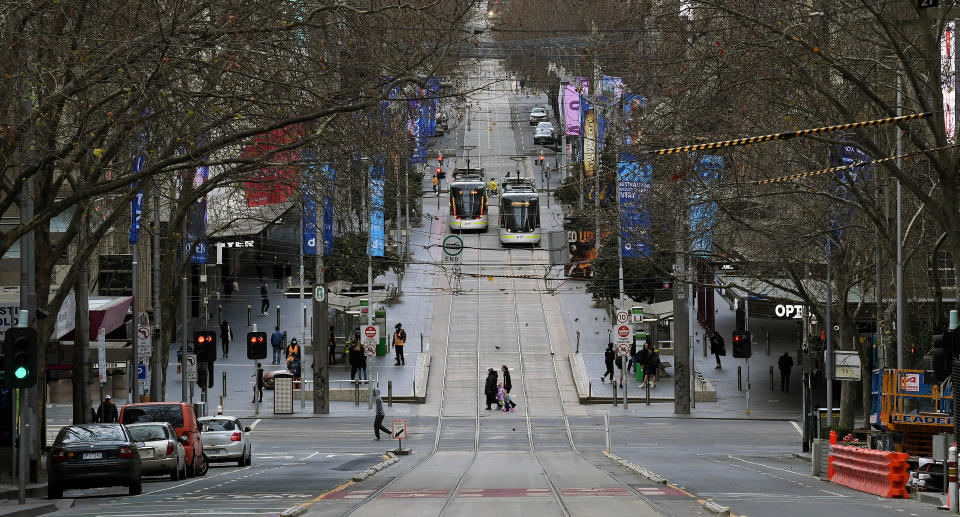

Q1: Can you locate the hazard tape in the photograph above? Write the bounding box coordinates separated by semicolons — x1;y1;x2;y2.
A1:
754;143;960;184
645;112;931;156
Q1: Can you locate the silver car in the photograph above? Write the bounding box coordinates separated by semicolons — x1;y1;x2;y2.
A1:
198;416;252;467
529;107;548;125
126;422;186;481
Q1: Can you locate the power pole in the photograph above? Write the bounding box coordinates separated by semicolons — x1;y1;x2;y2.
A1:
312;166;329;414
151;192;162;398
73;209;91;423
673;238;691;414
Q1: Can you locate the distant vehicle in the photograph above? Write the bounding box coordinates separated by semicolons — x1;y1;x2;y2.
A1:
436;111;448;136
262;368;291;389
199;416;253;467
529;107;548;125
534;122;555;145
449;168;488;232
47;424;142;498
127;422;186;481
499;178;541;246
119;402;206;477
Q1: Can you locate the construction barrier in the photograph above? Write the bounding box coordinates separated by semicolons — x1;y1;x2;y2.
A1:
828;444;909;498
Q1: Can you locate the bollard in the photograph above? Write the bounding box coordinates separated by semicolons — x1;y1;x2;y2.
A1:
420;332;423;353
368;380;373;410
588;380;592;398
950;446;957;512
770;366;774;391
388;380;393;407
645;379;651;406
738;366;742;391
604;413;610;452
222;371;227;398
612;380;617;406
354;380;360;406
576;330;581;353
276;305;281;328
247;305;252;326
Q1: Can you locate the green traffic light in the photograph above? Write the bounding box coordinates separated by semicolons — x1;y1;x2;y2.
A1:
13;366;27;379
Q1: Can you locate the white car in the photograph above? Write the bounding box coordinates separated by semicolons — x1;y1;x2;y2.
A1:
126;422;186;481
534;122;555;145
529;107;548;125
198;416;252;467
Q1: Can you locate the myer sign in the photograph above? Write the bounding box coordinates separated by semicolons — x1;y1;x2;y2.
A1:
775;304;804;319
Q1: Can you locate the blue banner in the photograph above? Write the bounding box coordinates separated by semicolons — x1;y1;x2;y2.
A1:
303;157;334;257
690;155;723;256
128;154;145;244
827;139;870;253
619;159;653;258
369;159;385;257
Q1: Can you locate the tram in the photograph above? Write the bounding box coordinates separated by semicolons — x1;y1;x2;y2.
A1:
498;178;541;246
448;168;488;232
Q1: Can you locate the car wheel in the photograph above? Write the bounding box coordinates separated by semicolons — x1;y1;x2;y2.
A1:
186;457;196;478
180;459;187;480
246;449;252;466
237;448;246;467
197;454;209;476
170;460;180;481
48;483;63;499
129;478;142;496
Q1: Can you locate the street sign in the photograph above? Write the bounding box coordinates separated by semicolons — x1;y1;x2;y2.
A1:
184;354;198;382
314;285;325;302
631;307;644;324
617;343;629;357
136;364;148;380
442;235;463;264
363;344;376;357
614;324;632;347
97;328;107;384
363;325;379;347
137;326;151;357
615;310;629;325
392;419;407;440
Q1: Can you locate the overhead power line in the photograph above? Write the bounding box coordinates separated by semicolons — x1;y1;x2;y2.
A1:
643;112;932;156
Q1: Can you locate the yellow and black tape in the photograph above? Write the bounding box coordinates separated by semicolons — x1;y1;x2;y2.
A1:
754;142;960;185
646;112;932;156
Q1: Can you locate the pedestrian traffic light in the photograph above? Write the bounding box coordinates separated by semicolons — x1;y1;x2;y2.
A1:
196;362;214;389
732;330;751;358
932;329;958;382
3;327;37;389
247;332;267;360
193;330;217;362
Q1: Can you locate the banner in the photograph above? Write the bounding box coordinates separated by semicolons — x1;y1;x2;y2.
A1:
600;76;624;105
241;124;303;206
943;22;956;143
689;155;723;256
369;159;385;257
302;158;334;257
185;157;209;263
581;98;597;177
827;139;870;253
128;155;145;244
563;78;588;136
619;159;653;258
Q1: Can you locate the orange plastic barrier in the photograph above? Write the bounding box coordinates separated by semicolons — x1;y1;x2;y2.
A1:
828;444;909;498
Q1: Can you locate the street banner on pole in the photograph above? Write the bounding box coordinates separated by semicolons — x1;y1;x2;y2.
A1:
97;327;107;384
369;159;385;257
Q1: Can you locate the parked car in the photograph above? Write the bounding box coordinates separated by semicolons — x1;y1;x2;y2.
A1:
529;107;548;125
47;424;142;498
198;416;252;467
534;122;555;145
119;402;206;477
126;422;186;481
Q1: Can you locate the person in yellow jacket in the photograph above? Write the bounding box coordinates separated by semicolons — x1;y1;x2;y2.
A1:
286;338;301;377
488;178;498;195
393;323;407;366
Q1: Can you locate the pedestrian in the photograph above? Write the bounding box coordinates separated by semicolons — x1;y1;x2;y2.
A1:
260;282;269;316
614;351;624;387
627;337;638;373
350;342;368;381
219;319;232;359
393;323;406;366
270;326;284;365
273;256;284;291
96;395;118;423
497;383;509;412
636;341;652;387
251;362;264;403
601;343;615;383
284;261;292;288
484;368;499;410
644;347;661;389
286;338;301;378
779;352;794;393
500;364;516;408
710;330;726;369
501;389;514;412
222;275;234;301
373;388;391;440
328;325;338;364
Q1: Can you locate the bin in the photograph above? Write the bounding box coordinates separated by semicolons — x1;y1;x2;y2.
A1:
273;372;294;414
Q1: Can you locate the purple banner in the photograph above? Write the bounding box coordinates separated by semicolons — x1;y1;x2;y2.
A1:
563;78;589;136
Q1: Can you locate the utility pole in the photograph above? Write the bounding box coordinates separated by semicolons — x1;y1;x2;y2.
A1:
826;246;834;427
181;258;189;403
312;163;329;414
151;192;162;399
673;239;691;414
73;208;91;423
895;73;904;370
132;239;139;403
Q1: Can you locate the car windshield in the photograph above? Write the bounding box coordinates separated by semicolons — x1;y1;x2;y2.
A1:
531;109;545;115
56;425;126;444
537;123;552;130
450;184;486;217
128;425;168;442
121;405;184;428
202;419;236;432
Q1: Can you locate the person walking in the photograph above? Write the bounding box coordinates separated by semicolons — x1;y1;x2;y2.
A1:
601;343;615;383
778;352;794;393
270;326;284;365
373;388;392;440
222;275;234;301
393;323;406;366
484;368;499;410
644;347;661;389
328;325;338;364
251;362;263;403
710;330;725;369
432;174;438;193
260;282;270;316
636;341;652;387
219;320;232;359
272;256;284;291
627;337;638;373
501;365;516;409
96;395;118;423
286;338;301;378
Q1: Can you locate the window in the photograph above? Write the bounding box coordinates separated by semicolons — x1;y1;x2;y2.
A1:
127;425;168;442
201;419;236;432
56;425;127;444
121;405;184;428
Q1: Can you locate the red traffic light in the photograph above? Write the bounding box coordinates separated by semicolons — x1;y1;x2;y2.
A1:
197;335;207;343
436;167;442;174
539;154;544;162
438;154;443;162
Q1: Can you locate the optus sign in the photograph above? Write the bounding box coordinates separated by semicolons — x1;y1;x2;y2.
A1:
774;304;804;319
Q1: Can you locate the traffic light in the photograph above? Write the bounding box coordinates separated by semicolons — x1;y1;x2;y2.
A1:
732;330;752;358
196;362;214;389
437;153;443;164
193;330;217;362
3;327;37;389
538;154;544;166
436;167;442;177
932;329;958;382
247;332;267;360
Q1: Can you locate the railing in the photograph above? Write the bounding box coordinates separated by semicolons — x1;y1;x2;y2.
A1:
876;369;950;426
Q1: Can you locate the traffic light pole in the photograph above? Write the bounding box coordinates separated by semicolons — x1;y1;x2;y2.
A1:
16;310;29;504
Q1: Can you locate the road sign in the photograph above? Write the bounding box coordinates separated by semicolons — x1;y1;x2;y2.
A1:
136;364;148;380
184;354;198;382
97;328;107;384
614;324;632;347
615;310;629;325
617;343;629;357
314;285;325;302
363;344;376;357
137;326;151;357
363;325;379;347
392;419;407;440
442;235;463;263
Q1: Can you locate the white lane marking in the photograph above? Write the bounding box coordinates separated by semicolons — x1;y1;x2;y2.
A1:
249;418;262;430
727;455;816;479
145;466;253;495
790;421;802;435
300;451;320;461
819;489;848;497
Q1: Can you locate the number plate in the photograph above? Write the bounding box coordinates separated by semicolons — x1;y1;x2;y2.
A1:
139;448;154;458
82;452;102;460
207;449;223;456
